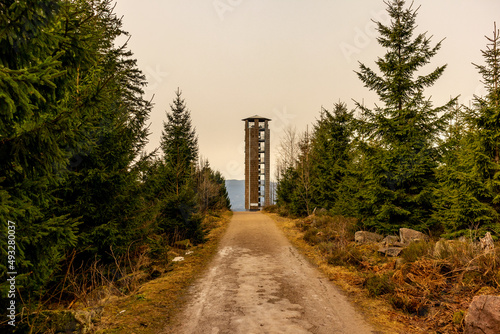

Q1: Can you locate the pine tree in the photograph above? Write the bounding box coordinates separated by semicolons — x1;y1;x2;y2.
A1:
0;0;80;299
310;102;355;212
472;23;500;156
161;88;198;195
0;0;153;312
52;0;153;258
433;24;500;236
355;0;455;233
472;23;500;224
158;89;202;241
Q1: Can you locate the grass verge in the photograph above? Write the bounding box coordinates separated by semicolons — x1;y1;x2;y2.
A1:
94;210;232;334
264;211;500;334
264;212;413;334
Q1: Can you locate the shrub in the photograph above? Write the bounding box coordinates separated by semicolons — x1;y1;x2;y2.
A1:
401;240;434;263
304;228;321;245
326;244;364;267
262;204;278;213
298;215;357;245
277;205;291;217
364;273;395;296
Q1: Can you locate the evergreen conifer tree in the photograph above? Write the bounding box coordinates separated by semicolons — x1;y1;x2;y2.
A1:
0;0;80;298
161;88;198;195
0;0;153;308
159;89;201;241
310;102;355;212
355;0;455;233
433;24;500;236
53;0;152;258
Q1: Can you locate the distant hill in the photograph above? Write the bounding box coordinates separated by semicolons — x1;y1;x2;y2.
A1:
225;179;245;211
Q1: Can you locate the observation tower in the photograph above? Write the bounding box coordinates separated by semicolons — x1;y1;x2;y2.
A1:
242;115;271;211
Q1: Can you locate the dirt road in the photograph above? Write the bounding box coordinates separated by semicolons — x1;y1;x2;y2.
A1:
165;212;377;334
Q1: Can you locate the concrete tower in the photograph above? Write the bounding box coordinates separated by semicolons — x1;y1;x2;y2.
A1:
243;115;271;211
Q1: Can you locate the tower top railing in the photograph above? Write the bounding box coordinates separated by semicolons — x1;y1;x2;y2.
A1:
242;115;271;122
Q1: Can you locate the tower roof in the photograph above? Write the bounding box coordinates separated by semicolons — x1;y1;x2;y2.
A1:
242;115;271;121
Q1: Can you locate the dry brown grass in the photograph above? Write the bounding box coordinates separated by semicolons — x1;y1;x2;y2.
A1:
390;240;500;333
265;212;500;334
94;211;232;334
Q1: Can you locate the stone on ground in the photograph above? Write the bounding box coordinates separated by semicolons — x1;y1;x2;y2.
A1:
355;231;383;244
399;228;429;245
465;295;500;334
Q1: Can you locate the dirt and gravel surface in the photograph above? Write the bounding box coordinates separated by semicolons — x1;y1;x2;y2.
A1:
165;211;378;334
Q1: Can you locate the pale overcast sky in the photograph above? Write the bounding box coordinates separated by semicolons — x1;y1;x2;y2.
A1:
113;0;500;180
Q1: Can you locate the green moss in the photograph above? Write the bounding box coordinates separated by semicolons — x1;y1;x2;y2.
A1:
452;310;465;325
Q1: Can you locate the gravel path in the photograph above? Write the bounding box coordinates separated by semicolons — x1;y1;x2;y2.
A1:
165;211;377;334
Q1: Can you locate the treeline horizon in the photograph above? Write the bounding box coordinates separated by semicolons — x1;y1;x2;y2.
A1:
275;0;500;240
0;0;230;326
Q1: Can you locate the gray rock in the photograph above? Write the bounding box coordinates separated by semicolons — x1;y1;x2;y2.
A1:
378;247;403;257
465;295;500;334
399;228;429;245
355;231;383;244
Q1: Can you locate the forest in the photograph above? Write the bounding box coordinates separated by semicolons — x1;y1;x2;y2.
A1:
1;0;500;332
274;1;500;240
0;0;230;330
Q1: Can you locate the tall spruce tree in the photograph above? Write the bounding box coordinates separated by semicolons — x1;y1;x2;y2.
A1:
161;88;198;195
0;0;153;314
159;89;201;241
433;24;500;236
472;23;500;224
310;102;355;212
355;0;455;233
0;0;81;299
52;0;152;258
